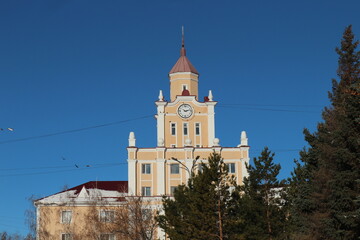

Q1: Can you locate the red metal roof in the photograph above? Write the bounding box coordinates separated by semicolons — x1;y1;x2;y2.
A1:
67;181;128;194
169;46;199;75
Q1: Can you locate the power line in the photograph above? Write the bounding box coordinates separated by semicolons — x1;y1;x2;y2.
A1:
0;162;125;171
217;105;319;113
219;103;323;107
0;115;153;145
0;162;127;177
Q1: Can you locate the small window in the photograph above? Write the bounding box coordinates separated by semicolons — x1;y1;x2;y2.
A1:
61;211;72;224
195;123;200;136
100;210;115;223
196;144;201;148
62;233;73;240
226;163;236;173
142;187;151;196
170;186;178;196
171;144;176;148
170;164;180;174
171;123;176;136
100;234;115;240
182;84;188;90
183;123;188;136
142;164;151;174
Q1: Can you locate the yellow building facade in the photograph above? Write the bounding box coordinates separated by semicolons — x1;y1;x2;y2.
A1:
127;38;250;197
35;35;250;240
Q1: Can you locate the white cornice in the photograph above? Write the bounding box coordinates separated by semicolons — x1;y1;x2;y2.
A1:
169;72;199;77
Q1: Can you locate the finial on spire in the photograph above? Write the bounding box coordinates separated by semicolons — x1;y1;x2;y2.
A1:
180;26;186;56
182;26;185;47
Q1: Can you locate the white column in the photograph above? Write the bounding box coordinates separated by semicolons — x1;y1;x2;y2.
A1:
207;103;216;146
156;102;166;146
156;157;166;195
127;158;137;195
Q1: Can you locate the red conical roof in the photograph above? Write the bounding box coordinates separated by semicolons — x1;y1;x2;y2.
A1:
169;31;199;75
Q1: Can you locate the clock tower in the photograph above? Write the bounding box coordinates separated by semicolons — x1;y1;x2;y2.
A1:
127;33;249;197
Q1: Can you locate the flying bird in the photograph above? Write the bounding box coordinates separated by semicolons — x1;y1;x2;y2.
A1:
75;164;79;168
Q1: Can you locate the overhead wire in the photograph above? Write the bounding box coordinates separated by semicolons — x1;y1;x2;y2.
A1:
0;162;127;177
0;114;153;145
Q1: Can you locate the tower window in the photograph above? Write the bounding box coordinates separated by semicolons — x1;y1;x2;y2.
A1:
170;164;180;174
226;163;236;173
195;123;200;136
183;123;188;136
142;164;151;174
182;84;188;90
171;123;176;136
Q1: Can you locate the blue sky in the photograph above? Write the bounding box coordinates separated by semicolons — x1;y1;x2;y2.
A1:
0;0;359;236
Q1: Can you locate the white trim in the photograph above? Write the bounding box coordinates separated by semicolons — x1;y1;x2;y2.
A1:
137;148;157;152
169;72;199;77
136;159;158;163
128;159;137;195
170;78;198;82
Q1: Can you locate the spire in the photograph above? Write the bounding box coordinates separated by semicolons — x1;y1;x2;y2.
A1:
182;26;185;47
180;26;186;56
169;27;198;75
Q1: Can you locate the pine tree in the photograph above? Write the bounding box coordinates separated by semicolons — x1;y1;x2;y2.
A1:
240;147;287;240
289;25;360;239
156;153;243;240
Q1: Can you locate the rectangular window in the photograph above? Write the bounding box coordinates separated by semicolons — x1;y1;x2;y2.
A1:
182;84;188;90
142;164;151;174
171;123;176;136
226;163;236;173
62;233;73;240
170;164;180;174
195;123;200;136
183;123;188;136
100;234;115;240
142;187;151;196
170;186;178;196
61;211;72;224
171;144;176;148
100;210;115;223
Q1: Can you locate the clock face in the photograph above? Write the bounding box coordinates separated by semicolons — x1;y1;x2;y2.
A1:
178;104;193;119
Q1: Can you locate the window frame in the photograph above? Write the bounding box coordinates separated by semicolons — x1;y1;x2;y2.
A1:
195;122;201;136
170;186;178;196
142;186;151;196
170;163;180;174
171;122;176;136
61;210;72;224
183;122;188;136
226;163;236;173
61;233;73;240
100;233;116;240
100;210;115;223
141;163;151;174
